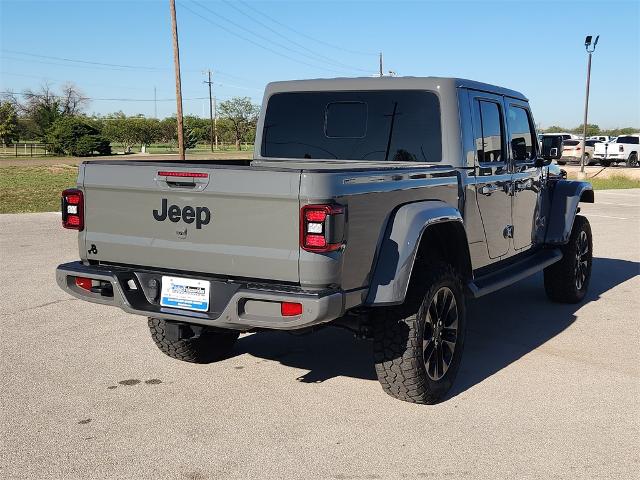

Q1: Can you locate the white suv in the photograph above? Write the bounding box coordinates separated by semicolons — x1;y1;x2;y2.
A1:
593;135;640;167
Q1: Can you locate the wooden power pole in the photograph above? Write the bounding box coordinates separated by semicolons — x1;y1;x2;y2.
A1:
169;0;185;160
204;70;215;152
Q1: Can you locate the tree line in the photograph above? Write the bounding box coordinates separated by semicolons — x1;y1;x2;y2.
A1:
542;124;638;137
0;83;259;156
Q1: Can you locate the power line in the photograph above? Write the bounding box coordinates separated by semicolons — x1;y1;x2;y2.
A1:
1;49;171;71
237;0;377;57
220;0;372;74
181;1;357;75
0;90;213;102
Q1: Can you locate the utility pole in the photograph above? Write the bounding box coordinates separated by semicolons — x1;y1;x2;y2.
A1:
379;52;383;77
580;35;599;175
204;70;215;152
153;86;157;119
213;96;218;149
169;0;185;160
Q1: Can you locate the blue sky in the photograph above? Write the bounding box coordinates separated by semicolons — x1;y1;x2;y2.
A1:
1;0;638;128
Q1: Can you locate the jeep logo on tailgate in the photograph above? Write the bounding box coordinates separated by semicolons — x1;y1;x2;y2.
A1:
153;198;211;229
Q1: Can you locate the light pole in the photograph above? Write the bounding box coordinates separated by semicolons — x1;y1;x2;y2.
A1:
580;35;599;174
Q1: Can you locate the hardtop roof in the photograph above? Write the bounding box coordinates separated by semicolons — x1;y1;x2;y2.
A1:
264;76;528;101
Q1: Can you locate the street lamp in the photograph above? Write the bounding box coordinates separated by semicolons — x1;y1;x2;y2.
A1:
580;35;599;174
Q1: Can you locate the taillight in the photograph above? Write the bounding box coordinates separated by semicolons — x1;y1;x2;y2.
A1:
300;204;346;252
62;188;84;230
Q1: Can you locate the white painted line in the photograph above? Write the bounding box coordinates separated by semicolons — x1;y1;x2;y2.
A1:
596;190;640;195
584;213;629;220
593;201;639;207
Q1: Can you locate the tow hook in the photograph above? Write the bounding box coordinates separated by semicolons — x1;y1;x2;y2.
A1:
164;322;204;342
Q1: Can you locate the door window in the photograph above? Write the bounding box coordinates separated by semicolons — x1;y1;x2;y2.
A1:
472;99;504;164
507;106;537;161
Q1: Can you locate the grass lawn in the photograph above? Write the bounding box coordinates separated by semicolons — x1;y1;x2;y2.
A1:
568;174;640;190
0;165;78;214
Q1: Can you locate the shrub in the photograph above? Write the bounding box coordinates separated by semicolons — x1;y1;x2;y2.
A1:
47;116;111;156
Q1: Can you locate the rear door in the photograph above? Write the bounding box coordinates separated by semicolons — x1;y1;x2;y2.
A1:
504;101;543;251
81;162;301;283
470;92;512;259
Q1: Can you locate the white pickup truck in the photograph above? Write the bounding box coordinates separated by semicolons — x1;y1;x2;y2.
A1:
593;134;640;167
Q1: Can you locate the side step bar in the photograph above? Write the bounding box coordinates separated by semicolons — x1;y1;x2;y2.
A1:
468;248;562;298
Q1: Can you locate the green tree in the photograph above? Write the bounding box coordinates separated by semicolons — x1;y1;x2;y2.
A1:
543;125;569;133
184;126;198;150
572;124;600;137
20;83;88;140
218;97;259;149
0;101;19;146
47;116;111;156
102;114;161;152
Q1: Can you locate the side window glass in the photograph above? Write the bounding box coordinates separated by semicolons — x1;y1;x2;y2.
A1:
507;106;536;161
472;99;504;163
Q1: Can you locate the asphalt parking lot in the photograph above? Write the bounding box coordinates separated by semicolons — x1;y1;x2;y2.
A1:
1;189;639;480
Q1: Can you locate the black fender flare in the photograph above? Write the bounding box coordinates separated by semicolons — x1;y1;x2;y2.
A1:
365;201;467;305
545;180;594;245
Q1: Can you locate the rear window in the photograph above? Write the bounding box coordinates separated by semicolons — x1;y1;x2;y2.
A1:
261;90;442;162
564;140;580;146
617;136;639;144
585;140;598;146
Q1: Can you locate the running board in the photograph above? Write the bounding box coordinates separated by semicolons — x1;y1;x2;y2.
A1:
468;248;563;298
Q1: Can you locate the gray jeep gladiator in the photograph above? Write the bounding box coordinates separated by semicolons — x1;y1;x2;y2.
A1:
56;77;594;404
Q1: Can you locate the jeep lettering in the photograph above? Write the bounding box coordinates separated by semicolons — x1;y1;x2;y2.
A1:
153;198;211;229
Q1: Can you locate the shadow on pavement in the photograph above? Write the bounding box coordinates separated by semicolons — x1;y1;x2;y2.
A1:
232;257;639;395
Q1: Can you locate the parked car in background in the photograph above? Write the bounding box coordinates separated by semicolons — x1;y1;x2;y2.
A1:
559;139;598;165
588;135;612;143
593;134;640;167
541;132;576;141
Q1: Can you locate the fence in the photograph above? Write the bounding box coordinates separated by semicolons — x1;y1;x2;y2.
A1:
1;143;54;157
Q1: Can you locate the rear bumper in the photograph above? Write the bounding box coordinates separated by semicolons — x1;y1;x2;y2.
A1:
56;261;345;331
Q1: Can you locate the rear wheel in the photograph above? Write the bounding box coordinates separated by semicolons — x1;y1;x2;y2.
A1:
543;215;592;303
148;318;239;363
627;152;638;168
372;263;466;404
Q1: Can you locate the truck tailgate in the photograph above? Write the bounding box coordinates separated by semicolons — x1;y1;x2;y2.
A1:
80;162;301;283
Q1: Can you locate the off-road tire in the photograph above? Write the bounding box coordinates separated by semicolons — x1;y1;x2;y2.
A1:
148;318;239;363
627;152;638;168
543;215;593;304
372;263;467;404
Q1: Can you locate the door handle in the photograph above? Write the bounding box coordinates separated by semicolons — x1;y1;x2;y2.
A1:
514;179;533;192
479;184;499;196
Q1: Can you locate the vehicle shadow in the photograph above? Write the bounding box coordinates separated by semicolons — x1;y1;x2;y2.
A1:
231;257;638;396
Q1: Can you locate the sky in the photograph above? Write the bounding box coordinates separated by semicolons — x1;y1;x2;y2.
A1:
1;0;638;129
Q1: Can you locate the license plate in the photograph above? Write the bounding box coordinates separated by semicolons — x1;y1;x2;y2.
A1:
160;276;210;312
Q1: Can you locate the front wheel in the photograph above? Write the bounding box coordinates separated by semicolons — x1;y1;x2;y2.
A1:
543;215;593;303
627;152;638;168
372;263;467;404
